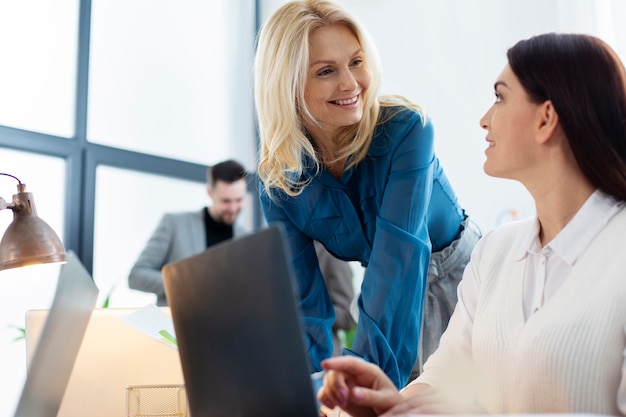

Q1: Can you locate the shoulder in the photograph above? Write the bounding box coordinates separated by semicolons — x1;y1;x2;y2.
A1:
380;105;430;132
369;105;433;157
162;209;205;223
473;217;535;263
589;202;626;244
608;202;626;227
481;217;534;245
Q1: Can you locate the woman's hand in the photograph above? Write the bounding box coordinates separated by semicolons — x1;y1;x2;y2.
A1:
317;357;487;417
378;383;487;416
317;356;404;417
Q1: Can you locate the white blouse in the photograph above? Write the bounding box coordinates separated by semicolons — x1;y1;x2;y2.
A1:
412;189;626;414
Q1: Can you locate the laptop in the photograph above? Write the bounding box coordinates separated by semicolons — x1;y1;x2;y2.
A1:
13;251;99;417
25;307;185;417
162;225;320;417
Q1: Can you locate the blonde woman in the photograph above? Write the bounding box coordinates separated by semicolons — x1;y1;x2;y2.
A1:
254;0;479;388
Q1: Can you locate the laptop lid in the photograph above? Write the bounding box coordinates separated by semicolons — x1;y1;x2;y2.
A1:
162;225;319;417
14;251;99;417
25;307;185;417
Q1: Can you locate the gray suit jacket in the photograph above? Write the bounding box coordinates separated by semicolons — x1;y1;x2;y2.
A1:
128;208;247;305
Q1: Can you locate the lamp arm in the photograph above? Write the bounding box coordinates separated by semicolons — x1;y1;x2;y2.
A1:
0;173;23;211
0;196;16;211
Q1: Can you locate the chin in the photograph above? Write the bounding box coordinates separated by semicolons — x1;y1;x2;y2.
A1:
484;166;514;181
483;162;500;179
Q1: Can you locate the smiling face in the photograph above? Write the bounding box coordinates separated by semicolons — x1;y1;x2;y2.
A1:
207;179;247;225
303;24;371;140
479;64;546;181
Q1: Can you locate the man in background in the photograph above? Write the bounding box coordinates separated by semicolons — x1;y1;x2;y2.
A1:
128;159;249;305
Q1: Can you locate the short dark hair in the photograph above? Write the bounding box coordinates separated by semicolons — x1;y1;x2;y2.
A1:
207;159;247;187
507;33;626;201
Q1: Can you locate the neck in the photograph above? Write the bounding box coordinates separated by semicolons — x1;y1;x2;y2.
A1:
305;126;345;179
519;134;596;246
531;181;595;246
206;206;220;224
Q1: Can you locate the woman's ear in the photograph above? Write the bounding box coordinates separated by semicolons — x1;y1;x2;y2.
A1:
535;100;560;144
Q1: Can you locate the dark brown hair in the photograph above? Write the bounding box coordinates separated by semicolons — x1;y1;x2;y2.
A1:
207;159;247;186
508;33;626;201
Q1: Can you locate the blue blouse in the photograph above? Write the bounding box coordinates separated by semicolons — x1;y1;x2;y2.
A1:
260;106;465;388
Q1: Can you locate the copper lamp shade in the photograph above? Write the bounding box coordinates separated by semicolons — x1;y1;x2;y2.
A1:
0;182;67;271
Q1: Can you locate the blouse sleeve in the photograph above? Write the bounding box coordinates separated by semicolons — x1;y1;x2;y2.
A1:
347;112;438;388
260;189;336;373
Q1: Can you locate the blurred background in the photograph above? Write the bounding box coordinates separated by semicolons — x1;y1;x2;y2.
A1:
0;0;624;414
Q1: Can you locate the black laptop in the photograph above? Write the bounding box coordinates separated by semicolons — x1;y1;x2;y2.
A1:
162;225;319;417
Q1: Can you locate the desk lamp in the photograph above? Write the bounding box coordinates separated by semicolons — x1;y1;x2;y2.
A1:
0;173;67;271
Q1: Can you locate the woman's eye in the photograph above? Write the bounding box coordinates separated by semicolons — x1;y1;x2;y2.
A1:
494;92;502;103
317;68;333;76
351;58;363;66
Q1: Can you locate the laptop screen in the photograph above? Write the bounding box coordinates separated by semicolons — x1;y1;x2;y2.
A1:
14;252;99;417
163;225;319;417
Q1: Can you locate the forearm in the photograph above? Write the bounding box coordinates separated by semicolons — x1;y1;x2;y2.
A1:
128;267;165;295
400;381;432;399
350;218;431;388
386;382;486;415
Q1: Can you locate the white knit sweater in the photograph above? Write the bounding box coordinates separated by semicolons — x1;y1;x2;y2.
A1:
470;208;626;414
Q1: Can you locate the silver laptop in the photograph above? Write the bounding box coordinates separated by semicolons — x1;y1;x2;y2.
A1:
13;251;99;417
162;225;319;417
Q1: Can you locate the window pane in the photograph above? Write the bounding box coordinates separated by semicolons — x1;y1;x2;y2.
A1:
0;149;65;416
0;0;78;137
87;0;257;167
92;166;254;308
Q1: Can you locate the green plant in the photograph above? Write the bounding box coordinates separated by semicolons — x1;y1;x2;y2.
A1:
338;324;357;350
7;324;26;342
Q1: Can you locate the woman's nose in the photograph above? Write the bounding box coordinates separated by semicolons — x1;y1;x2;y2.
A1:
479;107;492;130
339;69;358;90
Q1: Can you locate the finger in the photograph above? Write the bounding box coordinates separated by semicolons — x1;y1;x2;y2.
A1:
317;384;338;410
322;356;387;388
319;404;339;417
321;356;374;376
318;371;349;408
349;385;402;412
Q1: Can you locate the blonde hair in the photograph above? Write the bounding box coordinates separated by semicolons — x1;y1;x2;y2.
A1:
255;0;417;197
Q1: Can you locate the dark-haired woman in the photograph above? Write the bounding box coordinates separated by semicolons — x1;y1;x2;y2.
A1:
318;32;626;416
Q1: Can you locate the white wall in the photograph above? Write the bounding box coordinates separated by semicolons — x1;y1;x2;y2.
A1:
259;0;626;232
